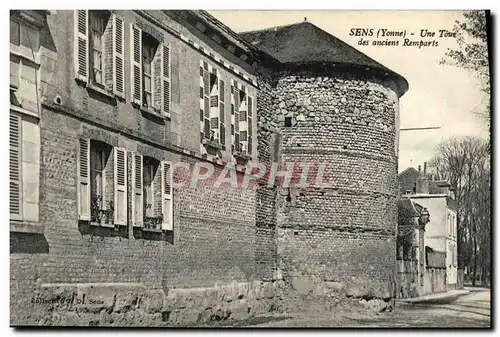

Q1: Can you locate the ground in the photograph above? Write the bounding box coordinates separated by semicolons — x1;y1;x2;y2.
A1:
214;288;491;328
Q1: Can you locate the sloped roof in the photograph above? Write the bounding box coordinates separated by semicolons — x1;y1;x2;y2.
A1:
398;198;420;219
239;21;408;95
398;167;419;194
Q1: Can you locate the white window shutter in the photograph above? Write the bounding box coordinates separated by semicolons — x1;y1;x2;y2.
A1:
219;79;225;146
161;161;173;231
247;95;253;155
131;153;143;227
114;147;127;225
10;114;22;220
131;24;142;105
74;10;89;82
77;138;90;220
161;44;171;117
113;14;125;97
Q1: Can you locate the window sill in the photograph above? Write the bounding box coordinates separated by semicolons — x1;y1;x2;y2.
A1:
86;83;117;101
133;103;170;121
10;45;40;65
75;79;124;102
10;104;40;119
202;138;224;150
10;220;44;234
90;221;116;229
141;227;164;233
234;152;252;163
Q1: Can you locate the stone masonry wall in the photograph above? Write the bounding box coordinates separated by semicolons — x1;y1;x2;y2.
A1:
23;280;280;327
274;70;400;310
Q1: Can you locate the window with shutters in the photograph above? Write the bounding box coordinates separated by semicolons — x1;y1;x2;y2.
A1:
131;24;171;118
89;140;113;225
78;139;128;227
89;11;109;86
199;61;225;149
10;113;22;220
142;34;157;108
74;10;124;98
142;157;163;230
231;85;254;158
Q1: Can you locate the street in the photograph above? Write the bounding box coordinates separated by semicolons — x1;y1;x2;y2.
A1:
237;288;491;328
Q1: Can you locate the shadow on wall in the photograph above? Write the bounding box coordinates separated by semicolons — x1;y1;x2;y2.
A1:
10;232;49;254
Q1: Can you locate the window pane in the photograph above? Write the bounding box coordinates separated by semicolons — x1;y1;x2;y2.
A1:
144;75;151;92
143;60;151;75
10;20;20;46
93;50;102;70
94;69;102;85
20;24;39;51
145;93;152;107
91;145;104;209
92;30;103;52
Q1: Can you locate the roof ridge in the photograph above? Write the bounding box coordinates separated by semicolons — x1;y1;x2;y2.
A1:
239;21;309;35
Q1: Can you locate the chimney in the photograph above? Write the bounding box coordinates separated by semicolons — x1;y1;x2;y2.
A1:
418;165;421;174
416;176;429;194
423;162;427;176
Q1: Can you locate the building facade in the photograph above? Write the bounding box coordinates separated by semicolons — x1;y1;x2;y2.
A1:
10;10;408;326
398;164;459;294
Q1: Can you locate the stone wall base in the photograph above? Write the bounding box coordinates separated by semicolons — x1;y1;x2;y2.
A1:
19;280;283;327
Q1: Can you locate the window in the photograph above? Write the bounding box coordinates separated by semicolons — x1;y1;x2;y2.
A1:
131;24;170;117
142;35;156;108
10;19;20;46
10;113;22;220
77;139;127;226
90;142;106;210
229;79;254;156
89;11;108;85
10;15;41;91
143;157;162;227
200;60;226;146
10;16;40;51
89;140;113;224
199;61;226;145
74;10;124;97
131;154;173;231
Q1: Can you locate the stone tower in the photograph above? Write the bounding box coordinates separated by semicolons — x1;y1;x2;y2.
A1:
242;22;408;306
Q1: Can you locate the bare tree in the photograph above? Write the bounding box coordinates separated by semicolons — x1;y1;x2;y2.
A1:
440;10;491;141
428;137;490;286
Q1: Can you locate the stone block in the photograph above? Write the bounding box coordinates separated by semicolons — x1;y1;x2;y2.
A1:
229;299;249;321
346;281;370;299
290;276;313;295
325;281;345;292
114;287;143;313
143;289;164;314
237;282;249;299
75;284;116;313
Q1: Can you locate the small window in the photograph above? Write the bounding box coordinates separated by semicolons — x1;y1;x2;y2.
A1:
89;11;109;86
284;117;292;127
143;157;162;228
90;141;112;224
142;32;159;109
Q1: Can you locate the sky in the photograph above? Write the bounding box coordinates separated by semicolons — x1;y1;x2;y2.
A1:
209;10;490;172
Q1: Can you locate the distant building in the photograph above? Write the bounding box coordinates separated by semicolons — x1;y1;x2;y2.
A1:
398;162;459;292
396;197;429;298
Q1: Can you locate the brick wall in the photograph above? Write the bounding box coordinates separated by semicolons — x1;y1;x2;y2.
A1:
10;104;274;325
273;70;400;304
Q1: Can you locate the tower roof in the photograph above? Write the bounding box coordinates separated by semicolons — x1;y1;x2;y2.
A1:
240;21;408;96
